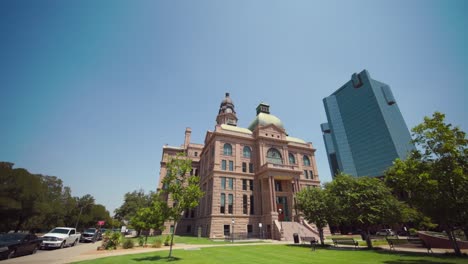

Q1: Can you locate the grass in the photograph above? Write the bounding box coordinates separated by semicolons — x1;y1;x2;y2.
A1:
136;235;258;245
72;244;467;264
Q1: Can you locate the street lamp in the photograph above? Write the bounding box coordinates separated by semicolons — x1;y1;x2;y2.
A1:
278;208;284;238
231;218;235;243
258;223;263;239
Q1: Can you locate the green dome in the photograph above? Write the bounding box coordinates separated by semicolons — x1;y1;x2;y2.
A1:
248;112;284;131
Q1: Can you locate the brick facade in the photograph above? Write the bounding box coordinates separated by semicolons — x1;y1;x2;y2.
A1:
157;93;321;240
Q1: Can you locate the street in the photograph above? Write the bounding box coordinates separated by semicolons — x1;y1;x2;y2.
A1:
2;241;101;264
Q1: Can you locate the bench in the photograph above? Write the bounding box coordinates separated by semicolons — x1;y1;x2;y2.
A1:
301;237;318;251
332;238;359;248
386;238;432;253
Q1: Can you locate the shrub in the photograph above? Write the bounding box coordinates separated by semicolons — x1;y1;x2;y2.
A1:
164;236;173;246
122;239;134;249
409;228;418;236
102;231;122;250
138;236;145;247
152;238;162;248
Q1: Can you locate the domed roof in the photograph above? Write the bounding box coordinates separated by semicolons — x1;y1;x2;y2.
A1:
248;112;284;131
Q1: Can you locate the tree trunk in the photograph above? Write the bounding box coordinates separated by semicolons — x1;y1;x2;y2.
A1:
446;228;462;256
365;229;373;249
463;227;468;241
318;228;324;245
168;220;177;258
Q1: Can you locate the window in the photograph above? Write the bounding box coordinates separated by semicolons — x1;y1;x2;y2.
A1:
242;179;247;190
220;193;225;213
288;153;296;164
249;163;254;173
303;155;311;166
250;195;254;214
186;225;192;233
247;225;253;234
222;160;227;170
228;194;233;214
228;178;234;190
309;170;314;179
221;177;226;190
224;225;230;236
229;160;234;171
267;148;283;164
242;162;247;172
191;209;195;218
275;181;282;192
243;195;248;214
223;143;232;156
249;179;254;191
194;152;198;157
304;170;308;179
243;146;251;158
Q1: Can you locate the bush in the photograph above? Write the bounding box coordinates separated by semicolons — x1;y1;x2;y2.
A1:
152;238;162;248
102;231;122;250
122;239;134;249
408;228;418;237
164;236;173;246
138;236;145;247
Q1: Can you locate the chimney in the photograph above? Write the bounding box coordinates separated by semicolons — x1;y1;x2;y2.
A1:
184;127;192;149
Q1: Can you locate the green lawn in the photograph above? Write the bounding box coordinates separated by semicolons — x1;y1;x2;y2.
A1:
73;244;467;264
134;235;264;245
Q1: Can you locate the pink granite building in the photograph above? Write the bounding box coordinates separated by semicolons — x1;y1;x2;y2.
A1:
157;93;322;240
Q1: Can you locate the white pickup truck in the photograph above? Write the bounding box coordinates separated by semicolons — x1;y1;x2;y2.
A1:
40;227;81;249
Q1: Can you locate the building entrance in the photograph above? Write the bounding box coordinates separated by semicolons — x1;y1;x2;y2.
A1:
276;196;288;221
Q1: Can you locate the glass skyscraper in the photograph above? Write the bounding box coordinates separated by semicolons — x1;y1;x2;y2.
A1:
321;70;415;178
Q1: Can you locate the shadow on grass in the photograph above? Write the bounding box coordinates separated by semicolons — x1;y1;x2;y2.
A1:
383;260;455;264
133;255;182;262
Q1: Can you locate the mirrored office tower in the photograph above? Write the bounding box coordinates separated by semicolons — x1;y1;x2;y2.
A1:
321;70;415;178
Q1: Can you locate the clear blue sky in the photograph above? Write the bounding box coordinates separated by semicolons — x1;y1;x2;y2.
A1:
1;0;467;215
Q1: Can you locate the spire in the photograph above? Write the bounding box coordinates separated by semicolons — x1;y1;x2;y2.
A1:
216;92;238;126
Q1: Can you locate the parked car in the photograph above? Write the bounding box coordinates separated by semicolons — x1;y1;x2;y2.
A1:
0;233;42;260
376;229;395;236
41;227;81;249
80;228;102;243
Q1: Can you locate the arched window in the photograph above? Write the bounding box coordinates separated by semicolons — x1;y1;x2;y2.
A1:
303;155;311;166
223;143;232;156
288;153;296;164
243;146;252;158
267;148;283;164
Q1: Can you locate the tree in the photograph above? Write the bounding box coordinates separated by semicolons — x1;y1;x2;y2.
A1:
326;173;410;248
114;189;153;222
161;153;203;258
0;167;44;232
131;194;168;246
295;187;330;245
385;112;468;256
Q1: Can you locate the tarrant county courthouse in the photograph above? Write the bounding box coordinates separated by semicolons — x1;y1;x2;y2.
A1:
157;93;324;240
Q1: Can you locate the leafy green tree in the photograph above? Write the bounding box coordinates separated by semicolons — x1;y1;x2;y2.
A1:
295;187;330;245
0;167;44;232
115;189;153;222
385;112;467;256
326;173;410;248
161;153;203;258
131;194;169;245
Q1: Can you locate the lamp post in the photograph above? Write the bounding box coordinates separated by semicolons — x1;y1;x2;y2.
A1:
231;218;235;243
278;208;284;239
259;223;263;239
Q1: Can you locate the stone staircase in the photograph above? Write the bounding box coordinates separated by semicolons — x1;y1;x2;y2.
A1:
274;220;325;242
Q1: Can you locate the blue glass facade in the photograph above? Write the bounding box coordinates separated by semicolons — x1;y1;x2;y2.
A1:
321;70;415;178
